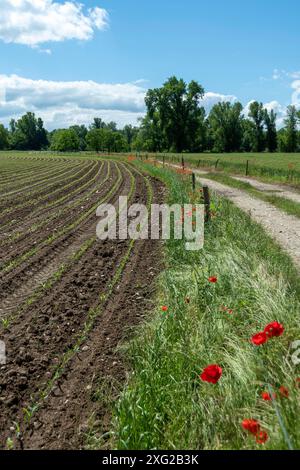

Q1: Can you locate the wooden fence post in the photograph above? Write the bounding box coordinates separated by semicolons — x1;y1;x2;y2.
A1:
181;155;185;170
246;160;249;176
215;159;219;170
192;172;196;191
163;155;165;167
203;185;211;222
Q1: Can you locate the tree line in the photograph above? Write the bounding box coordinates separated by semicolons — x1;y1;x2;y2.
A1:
0;113;136;153
0;77;300;153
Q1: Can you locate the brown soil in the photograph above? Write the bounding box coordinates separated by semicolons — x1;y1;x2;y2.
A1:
0;157;165;450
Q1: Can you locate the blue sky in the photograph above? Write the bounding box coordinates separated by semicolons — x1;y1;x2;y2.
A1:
0;0;300;129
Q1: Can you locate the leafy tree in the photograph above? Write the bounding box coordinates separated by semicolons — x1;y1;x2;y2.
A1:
144;77;205;152
50;129;80;152
91;118;106;129
106;121;117;132
280;105;299;152
86;128;127;153
102;129;127;152
90;118;117;132
37;117;48;149
248;102;265;152
0;124;9;149
264;109;277;152
86;128;104;152
241;119;255;152
70;125;88;151
132;115;166;152
208;102;243;152
9;112;48;150
123;125;139;149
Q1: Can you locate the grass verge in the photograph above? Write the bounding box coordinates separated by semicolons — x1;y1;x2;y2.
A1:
111;162;300;450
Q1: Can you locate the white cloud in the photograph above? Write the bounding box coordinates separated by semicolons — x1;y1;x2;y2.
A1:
0;0;108;48
199;92;237;113
271;68;300;81
0;74;243;129
0;74;146;129
291;79;300;107
272;69;281;80
0;73;296;130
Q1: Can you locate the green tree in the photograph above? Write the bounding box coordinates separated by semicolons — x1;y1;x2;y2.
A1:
70;125;88;151
9;112;48;150
264;109;278;152
248;102;265;152
241;119;255;152
208;102;244;152
281;105;299;152
106;121;117;132
123;125;139;149
0;124;9;149
145;76;205;152
50;129;80;152
86;128;127;153
132;115;166;152
86;128;104;152
91;118;106;129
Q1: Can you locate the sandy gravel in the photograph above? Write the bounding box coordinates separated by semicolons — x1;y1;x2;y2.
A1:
198;175;300;270
231;175;300;204
160;162;300;270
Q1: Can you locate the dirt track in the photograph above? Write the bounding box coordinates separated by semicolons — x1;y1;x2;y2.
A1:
162;161;300;270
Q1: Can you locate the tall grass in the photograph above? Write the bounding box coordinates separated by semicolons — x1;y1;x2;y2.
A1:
112;162;300;450
142;153;300;185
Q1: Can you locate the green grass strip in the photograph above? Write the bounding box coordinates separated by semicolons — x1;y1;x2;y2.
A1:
112;162;300;451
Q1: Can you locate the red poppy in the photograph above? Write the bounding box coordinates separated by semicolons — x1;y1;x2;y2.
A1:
221;306;233;314
261;391;272;401
256;431;269;444
200;364;222;384
251;332;268;346
242;419;260;435
264;322;284;338
279;386;289;398
161;306;168;312
208;276;218;283
296;378;300;388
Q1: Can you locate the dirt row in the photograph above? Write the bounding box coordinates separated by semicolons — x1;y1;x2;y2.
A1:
0;159;93;218
0;161;122;315
0;159;83;199
0;161;104;238
0;159;165;450
0;161;105;255
0;157;64;183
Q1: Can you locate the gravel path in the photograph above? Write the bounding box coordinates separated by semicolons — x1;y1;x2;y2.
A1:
198;175;300;270
231;175;300;204
161;162;300;270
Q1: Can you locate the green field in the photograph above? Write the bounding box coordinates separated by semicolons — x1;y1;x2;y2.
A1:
157;152;300;185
